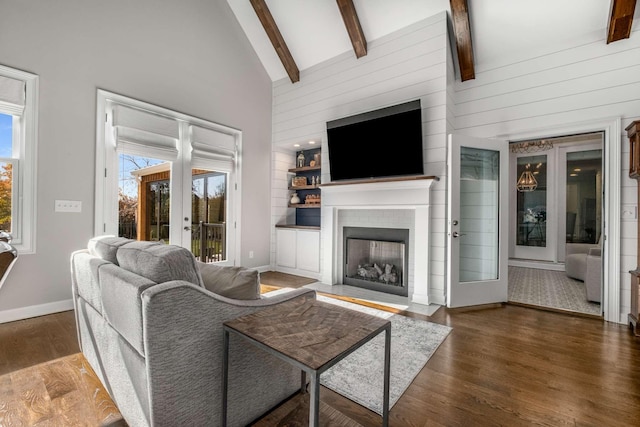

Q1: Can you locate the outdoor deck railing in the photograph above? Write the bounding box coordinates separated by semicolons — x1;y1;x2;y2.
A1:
119;221;225;263
191;222;226;263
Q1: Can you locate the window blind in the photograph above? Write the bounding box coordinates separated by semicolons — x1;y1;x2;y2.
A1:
112;104;180;160
190;125;236;171
0;75;25;115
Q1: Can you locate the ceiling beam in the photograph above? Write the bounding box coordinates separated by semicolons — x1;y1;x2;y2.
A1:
250;0;300;83
449;0;475;82
336;0;367;58
607;0;637;43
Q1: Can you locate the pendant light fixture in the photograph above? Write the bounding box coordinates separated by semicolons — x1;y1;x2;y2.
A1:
516;163;537;192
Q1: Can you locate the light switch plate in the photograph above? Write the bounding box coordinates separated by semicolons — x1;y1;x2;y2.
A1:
55;200;82;213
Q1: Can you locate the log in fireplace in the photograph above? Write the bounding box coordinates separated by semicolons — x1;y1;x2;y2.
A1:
343;227;409;297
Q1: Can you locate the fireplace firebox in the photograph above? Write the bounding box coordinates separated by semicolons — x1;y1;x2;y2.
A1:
343;227;409;297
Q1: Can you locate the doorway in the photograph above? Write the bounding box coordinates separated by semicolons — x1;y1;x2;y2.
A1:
508;132;603;315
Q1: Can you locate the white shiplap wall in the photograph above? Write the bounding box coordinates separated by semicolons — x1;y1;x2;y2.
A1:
453;26;640;322
270;12;450;304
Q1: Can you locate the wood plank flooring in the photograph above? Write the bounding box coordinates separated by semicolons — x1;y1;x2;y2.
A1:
0;354;125;426
1;272;640;426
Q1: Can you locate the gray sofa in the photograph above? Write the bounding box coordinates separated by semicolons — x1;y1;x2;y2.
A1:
71;236;315;426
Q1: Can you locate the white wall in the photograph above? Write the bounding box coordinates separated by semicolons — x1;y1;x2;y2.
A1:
0;0;273;320
270;13;450;304
452;26;640;321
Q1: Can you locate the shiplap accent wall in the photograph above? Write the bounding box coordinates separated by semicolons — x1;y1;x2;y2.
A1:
270;12;449;303
453;26;640;322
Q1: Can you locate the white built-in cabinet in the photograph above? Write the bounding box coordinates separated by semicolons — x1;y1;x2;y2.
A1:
275;227;320;279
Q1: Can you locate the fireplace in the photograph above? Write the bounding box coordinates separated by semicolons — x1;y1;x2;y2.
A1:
343;227;409;297
321;176;436;305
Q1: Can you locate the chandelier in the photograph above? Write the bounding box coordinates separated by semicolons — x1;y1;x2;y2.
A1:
516;164;537;192
510;139;553;153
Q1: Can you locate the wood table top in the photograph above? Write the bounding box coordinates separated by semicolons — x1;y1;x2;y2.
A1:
224;296;390;371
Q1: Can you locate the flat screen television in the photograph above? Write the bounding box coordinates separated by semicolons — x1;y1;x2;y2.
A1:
326;100;423;182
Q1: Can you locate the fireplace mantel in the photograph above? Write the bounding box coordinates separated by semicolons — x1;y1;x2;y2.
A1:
320;175;437;305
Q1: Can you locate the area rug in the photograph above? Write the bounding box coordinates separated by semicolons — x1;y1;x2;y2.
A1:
318;295;451;415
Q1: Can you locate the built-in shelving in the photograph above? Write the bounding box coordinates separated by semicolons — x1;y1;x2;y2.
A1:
288;165;321;173
288;203;321;209
288;148;321;226
288;184;320;190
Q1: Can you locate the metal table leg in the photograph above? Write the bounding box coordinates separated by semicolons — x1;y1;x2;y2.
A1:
222;328;230;427
309;370;320;427
382;324;391;426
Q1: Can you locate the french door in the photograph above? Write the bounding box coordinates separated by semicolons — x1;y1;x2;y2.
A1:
447;134;509;308
510;142;602;263
96;90;240;266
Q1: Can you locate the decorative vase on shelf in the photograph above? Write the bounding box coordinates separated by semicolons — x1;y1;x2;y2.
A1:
290;192;300;205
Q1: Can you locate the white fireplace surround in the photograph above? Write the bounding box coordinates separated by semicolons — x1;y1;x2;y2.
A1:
321;177;437;305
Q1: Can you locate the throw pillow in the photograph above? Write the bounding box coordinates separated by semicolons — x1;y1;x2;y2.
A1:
88;236;133;265
198;262;260;300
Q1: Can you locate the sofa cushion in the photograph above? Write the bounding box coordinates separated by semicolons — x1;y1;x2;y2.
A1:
72;251;110;314
198;263;260;300
116;241;203;287
88;236;134;265
99;263;157;356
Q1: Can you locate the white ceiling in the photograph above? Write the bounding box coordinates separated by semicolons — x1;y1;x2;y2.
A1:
227;0;634;82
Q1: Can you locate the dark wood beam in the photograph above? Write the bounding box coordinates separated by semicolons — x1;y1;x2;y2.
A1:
250;0;300;83
336;0;367;58
449;0;475;81
607;0;637;43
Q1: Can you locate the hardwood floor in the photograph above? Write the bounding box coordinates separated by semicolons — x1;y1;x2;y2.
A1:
0;311;125;426
0;310;79;375
2;273;640;426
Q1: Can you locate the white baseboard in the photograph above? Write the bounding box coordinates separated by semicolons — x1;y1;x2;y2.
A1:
429;291;446;306
253;265;272;273
0;299;74;324
274;266;321;281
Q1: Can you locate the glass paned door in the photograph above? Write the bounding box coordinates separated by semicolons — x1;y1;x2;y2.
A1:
191;169;227;263
512;152;555;262
516;155;547;248
447;134;509;308
459;147;500;282
566;150;602;245
117;153;171;242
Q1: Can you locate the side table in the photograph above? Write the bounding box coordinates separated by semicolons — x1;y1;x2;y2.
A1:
222;295;391;426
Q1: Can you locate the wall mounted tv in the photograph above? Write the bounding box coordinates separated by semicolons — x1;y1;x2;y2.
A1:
326;100;424;182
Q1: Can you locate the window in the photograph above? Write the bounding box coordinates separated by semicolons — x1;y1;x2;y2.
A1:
0;65;38;253
95;90;241;265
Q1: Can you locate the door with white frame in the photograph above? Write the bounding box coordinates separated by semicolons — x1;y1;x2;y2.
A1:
447;134;509;308
557;143;603;261
96;91;240;266
510;140;602;264
511;151;556;261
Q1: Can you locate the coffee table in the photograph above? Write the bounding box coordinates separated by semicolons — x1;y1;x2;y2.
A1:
222;295;391;427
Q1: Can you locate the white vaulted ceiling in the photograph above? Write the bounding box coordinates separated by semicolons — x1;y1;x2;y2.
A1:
227;0;635;82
